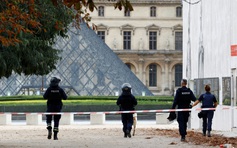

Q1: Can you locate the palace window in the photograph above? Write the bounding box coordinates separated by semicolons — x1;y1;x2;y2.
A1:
123;31;131;50
98;6;104;16
150;6;156;17
124;10;130;17
175;64;182;87
175;31;182;50
97;31;105;42
149;64;157;86
176;6;182;17
125;63;131;69
149;31;157;50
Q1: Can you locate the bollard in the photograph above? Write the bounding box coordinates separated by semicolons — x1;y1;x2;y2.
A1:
90;113;105;125
60;113;74;125
26;114;42;125
156;113;168;124
0;114;12;125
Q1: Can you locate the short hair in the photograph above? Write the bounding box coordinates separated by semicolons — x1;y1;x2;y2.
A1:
205;85;211;92
181;79;187;85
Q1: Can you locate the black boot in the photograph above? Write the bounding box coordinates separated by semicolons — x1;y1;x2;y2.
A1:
54;131;58;140
181;136;186;142
47;126;52;139
124;132;127;138
53;127;59;140
207;131;211;137
126;130;131;138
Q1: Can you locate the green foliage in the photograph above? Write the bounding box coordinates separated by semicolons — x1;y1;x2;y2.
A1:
0;0;74;78
0;95;173;106
114;0;133;12
223;98;231;105
0;95;44;101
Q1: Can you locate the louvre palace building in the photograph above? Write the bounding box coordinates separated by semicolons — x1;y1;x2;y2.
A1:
90;0;183;95
0;0;182;96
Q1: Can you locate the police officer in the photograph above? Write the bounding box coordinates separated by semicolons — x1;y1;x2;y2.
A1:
116;83;137;138
43;77;67;140
171;79;196;141
192;85;218;137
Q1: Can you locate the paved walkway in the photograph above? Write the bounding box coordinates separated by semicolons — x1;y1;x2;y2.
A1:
10;119;237;137
1;120;237;148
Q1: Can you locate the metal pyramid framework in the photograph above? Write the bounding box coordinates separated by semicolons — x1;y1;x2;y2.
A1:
0;22;153;96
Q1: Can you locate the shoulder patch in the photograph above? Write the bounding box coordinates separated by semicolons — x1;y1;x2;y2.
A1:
182;92;191;95
51;90;59;93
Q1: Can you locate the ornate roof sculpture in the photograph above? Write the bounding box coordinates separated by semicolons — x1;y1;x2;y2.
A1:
0;22;153;96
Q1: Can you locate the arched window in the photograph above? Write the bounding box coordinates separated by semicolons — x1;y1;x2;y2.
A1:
150;6;156;17
98;6;104;16
149;64;157;86
176;6;182;17
125;63;136;74
125;63;131;69
175;64;182;86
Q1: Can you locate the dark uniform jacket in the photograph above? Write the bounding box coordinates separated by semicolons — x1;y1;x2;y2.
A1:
172;86;196;109
43;86;67;106
198;92;217;108
117;93;137;111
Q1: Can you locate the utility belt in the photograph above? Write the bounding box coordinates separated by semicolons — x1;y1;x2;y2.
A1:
201;105;214;108
178;105;192;109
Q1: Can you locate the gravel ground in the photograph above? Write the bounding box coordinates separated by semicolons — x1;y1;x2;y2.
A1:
0;121;236;148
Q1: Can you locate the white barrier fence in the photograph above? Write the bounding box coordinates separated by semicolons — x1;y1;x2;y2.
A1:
190;105;237;131
0;106;236;131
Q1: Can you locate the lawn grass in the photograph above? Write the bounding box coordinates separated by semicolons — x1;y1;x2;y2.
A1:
0;95;174;106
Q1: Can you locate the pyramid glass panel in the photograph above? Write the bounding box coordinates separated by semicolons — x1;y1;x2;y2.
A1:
0;23;153;96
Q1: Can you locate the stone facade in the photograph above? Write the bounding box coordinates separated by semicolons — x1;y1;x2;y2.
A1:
89;0;183;95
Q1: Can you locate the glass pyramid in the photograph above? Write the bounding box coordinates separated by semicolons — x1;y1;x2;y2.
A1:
0;22;153;96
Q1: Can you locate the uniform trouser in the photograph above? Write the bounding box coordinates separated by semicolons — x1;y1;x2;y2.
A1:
46;104;62;129
202;110;214;133
121;113;133;133
177;111;190;137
